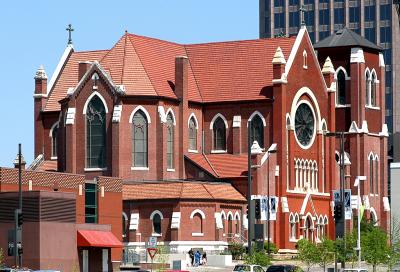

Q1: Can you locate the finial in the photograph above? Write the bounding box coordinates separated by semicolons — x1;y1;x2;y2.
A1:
66;24;74;45
35;65;47;79
322;57;335;74
272;47;286;64
251;141;263;154
299;5;306;27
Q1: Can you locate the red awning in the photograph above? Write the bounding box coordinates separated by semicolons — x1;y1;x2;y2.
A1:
77;230;123;248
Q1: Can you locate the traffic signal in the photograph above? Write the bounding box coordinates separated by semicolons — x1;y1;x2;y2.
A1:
255;199;261;219
334;203;343;221
18;246;23;255
246;205;249;219
17;211;23;227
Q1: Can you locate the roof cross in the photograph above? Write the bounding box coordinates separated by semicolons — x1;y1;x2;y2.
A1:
299;5;306;26
66;24;74;45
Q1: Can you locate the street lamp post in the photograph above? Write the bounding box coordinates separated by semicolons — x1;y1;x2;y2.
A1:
266;144;277;257
354;176;367;269
325;131;349;269
247;121;253;254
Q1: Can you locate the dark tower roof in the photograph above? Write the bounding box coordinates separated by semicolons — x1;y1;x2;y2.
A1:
314;27;382;51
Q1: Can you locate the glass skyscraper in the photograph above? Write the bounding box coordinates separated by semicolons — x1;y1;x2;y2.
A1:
260;0;400;160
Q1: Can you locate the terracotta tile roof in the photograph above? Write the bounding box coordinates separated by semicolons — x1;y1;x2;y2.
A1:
185;37;295;102
186;154;248;179
35;160;58;172
45;50;108;111
45;33;295;110
123;181;245;202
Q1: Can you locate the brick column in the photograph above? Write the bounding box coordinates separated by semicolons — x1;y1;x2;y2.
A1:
34;65;48;158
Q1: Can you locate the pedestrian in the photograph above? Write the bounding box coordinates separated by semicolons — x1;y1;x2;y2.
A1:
188;248;194;266
194;250;201;266
202;252;207;265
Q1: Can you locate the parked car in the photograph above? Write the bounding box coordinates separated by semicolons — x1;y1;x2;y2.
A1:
266;265;303;272
233;264;265;272
341;269;368;272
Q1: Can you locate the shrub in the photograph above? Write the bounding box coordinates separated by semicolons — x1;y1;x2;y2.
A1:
244;250;271;266
229;243;246;260
264;242;279;254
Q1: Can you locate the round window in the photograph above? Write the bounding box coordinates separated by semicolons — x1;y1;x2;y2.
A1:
294;103;315;148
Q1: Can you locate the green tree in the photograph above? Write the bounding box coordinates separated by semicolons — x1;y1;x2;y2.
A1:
296;239;319;271
334;231;357;266
361;225;390;272
316;238;335;272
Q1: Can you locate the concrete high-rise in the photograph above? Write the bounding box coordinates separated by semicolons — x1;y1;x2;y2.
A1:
260;0;400;160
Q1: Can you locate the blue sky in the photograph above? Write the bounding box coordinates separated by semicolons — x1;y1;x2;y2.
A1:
0;1;258;167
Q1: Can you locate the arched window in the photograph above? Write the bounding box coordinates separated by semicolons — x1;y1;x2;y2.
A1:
51;122;59;158
336;70;346;105
304;216;313;242
86;95;106;168
375;158;379;194
227;214;233;236
152;213;162;235
132;110;148;167
213;117;226;151
366;70;371;106
189;117;197;151
369;155;374;194
192;213;203;234
221;213;226;233
289;213;296;240
371;72;377;106
250;114;264;148
166;113;174;169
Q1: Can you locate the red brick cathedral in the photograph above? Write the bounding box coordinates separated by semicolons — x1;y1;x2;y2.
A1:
32;26;389;254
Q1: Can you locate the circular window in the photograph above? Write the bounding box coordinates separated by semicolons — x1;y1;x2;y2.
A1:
294;102;315;148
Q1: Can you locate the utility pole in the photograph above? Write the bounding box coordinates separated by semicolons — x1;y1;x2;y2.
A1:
13;144;24;268
247;122;253;255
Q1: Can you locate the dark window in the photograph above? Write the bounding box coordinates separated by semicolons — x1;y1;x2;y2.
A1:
370;158;374;193
189;117;197;150
319;31;330;40
349;6;360;23
365;27;376;43
380;4;391;20
309;32;315;43
250;114;264;148
274;0;284;6
366;70;371;105
380;27;392;43
275;12;285;29
365;5;376;22
166;113;174;169
153;213;162;234
337;70;346;105
305;10;314;27
122;214;127;237
319;9;329;25
132;110;148;167
334;8;345;25
371;73;377;106
289;0;298;5
213;117;226;151
85;183;97;223
51;124;58;158
289;11;299;27
86;96;106;168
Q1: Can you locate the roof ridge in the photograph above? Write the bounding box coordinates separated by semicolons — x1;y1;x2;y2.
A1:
183;45;203;102
201;183;214;199
127;35;159;96
121;33;128;85
203;153;219;177
128;33;183;46
99;34;126;64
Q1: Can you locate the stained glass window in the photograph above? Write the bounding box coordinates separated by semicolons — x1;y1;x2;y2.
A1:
189;117;197;150
167;113;174;169
86;96;106;168
251;115;264;148
132;110;148;167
